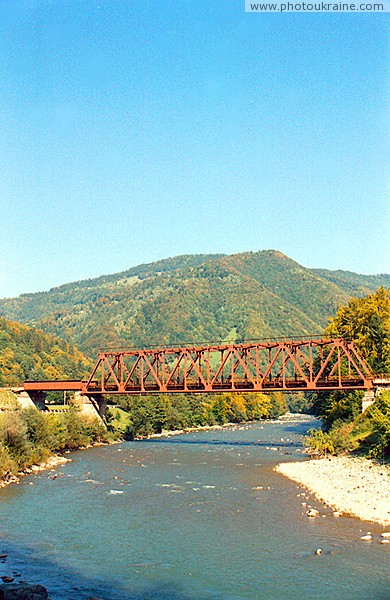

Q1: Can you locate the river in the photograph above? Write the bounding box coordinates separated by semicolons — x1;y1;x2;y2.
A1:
0;415;389;599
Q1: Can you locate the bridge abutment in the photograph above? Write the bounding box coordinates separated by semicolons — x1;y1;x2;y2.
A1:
362;380;390;412
362;390;375;413
6;388;46;411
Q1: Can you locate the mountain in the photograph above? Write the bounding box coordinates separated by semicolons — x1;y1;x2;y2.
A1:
0;317;92;386
311;269;390;297
0;250;387;358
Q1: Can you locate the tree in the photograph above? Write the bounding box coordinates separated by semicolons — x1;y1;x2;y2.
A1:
268;392;288;418
244;393;271;420
313;287;390;429
326;287;390;373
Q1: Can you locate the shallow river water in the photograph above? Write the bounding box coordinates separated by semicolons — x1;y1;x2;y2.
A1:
0;416;389;599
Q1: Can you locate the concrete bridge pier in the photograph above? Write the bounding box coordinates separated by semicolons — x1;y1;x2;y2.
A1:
73;392;107;422
92;394;107;419
26;390;47;411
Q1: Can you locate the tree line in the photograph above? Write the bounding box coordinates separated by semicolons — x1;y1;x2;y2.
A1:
109;391;288;439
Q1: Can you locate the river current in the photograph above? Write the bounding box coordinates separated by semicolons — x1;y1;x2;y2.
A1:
0;416;389;599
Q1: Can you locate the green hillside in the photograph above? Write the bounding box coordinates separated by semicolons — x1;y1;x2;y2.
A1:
0;317;92;386
0;250;387;358
311;269;390;297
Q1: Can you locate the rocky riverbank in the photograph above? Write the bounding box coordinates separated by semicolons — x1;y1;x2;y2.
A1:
276;456;390;526
0;455;70;490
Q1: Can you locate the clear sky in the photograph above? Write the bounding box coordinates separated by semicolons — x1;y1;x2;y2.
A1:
0;1;389;298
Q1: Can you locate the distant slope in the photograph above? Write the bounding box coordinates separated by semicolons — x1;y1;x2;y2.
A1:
311;269;390;297
0;251;387;358
219;251;349;327
0;317;92;386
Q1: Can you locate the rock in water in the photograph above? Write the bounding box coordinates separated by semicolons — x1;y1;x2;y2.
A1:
0;583;49;599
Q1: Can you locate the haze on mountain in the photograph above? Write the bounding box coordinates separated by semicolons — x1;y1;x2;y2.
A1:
0;250;389;359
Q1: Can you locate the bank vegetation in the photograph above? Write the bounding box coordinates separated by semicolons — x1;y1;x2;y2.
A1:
306;288;390;460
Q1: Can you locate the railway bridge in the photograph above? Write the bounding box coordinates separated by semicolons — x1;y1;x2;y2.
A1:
18;337;388;418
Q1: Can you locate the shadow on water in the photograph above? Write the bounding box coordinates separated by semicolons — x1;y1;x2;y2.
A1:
0;539;199;600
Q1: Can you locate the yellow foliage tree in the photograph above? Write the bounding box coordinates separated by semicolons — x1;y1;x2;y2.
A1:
326;287;390;373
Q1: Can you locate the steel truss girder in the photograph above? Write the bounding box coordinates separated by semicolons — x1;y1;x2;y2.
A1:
81;338;373;395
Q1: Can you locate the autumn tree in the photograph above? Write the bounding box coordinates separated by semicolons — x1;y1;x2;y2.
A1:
326;287;390;373
313;287;390;429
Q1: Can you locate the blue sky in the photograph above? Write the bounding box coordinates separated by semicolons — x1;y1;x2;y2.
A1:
0;1;389;297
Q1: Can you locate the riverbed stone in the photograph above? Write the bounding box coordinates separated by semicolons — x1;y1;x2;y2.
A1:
0;584;49;599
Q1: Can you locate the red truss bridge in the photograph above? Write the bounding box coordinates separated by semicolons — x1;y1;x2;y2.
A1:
24;337;374;396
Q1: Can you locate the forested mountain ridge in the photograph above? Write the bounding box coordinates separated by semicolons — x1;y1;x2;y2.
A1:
0;317;92;386
0;250;388;358
312;269;390;298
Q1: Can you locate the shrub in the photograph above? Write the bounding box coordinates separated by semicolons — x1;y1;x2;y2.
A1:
0;411;30;463
304;428;335;457
0;444;17;477
367;392;390;458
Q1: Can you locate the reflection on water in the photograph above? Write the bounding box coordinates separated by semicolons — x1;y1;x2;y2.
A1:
0;416;389;599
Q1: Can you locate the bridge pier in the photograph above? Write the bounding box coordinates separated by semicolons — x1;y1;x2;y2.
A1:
73;392;106;422
26;390;47;410
92;394;107;419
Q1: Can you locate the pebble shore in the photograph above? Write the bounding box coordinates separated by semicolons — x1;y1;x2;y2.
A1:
276;456;390;526
0;455;70;489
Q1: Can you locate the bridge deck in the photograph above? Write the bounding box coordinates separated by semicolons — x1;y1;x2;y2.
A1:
24;380;84;392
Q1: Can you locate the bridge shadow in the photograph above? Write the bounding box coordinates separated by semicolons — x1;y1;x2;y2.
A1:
0;538;199;600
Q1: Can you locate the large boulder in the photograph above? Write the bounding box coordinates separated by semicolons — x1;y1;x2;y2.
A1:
0;584;49;599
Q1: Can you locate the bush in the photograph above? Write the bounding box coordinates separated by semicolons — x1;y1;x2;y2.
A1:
304;428;335;457
367;392;390;457
0;406;111;481
0;444;17;478
0;411;30;463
